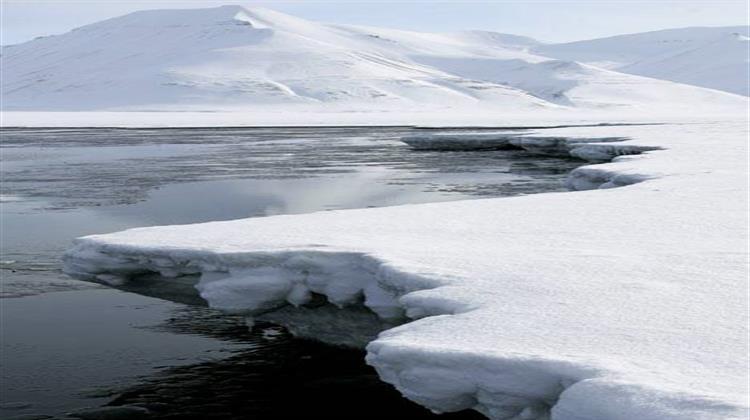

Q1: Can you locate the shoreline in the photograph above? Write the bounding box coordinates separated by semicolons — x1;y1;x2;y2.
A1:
62;120;750;419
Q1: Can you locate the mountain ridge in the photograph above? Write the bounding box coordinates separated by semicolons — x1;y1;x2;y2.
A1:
1;5;746;113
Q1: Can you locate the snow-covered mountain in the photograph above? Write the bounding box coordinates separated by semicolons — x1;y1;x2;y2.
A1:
536;26;750;96
1;6;746;113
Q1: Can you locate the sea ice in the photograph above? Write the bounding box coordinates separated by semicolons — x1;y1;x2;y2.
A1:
64;120;749;419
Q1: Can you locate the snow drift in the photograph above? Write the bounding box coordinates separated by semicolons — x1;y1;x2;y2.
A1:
64;121;750;419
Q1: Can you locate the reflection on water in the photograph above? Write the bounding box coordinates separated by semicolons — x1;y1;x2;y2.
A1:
0;289;248;416
0;127;582;418
1;127;580;210
1;127;581;298
110;307;483;419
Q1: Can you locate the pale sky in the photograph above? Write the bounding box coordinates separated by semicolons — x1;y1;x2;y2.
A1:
1;0;748;45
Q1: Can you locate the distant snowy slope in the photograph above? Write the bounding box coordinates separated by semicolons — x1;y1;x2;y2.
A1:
0;6;547;111
1;6;745;112
536;26;750;96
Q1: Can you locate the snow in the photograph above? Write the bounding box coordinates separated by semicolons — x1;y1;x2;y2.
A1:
1;6;747;114
5;4;748;419
536;26;750;96
2;109;747;129
63;119;749;419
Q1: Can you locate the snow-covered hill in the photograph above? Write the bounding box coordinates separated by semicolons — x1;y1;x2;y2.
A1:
1;6;746;114
536;26;750;96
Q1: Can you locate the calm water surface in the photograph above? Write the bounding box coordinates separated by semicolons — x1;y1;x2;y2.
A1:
0;127;581;419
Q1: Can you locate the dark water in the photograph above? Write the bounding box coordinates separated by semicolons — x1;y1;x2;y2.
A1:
0;127;581;419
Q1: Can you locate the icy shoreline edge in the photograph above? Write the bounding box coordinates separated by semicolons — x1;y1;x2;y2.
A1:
63;122;749;419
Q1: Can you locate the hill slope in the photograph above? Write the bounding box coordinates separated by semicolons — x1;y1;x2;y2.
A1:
535;26;750;96
1;6;745;113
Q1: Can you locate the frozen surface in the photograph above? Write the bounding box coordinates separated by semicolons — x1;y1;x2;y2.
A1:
64;120;750;419
1;6;746;115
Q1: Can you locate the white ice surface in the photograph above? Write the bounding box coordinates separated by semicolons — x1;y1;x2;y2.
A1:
64;120;749;419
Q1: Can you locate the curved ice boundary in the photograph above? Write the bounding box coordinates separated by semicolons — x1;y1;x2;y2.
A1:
64;122;749;419
401;132;659;161
402;132;663;191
